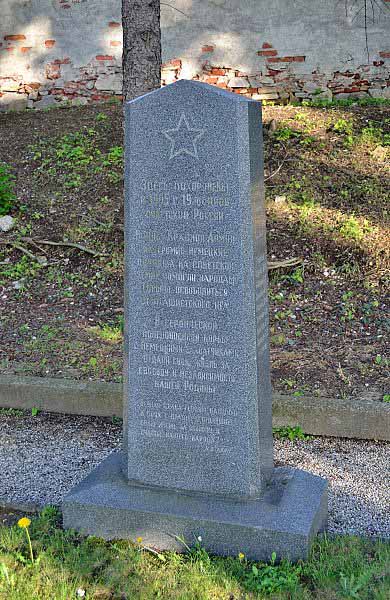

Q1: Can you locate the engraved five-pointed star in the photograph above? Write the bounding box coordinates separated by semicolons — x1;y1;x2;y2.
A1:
162;112;205;159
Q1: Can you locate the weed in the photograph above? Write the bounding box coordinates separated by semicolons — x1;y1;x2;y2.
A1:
359;121;390;147
0;162;16;216
333;118;354;146
95;112;108;122
339;215;369;242
245;552;302;594
274;126;301;141
339;572;367;598
302;96;390;108
340;291;356;322
0;408;24;417
30;129;123;190
89;321;123;343
0;256;41;284
383;394;390;403
273;425;309;441
31;407;40;417
280;378;296;389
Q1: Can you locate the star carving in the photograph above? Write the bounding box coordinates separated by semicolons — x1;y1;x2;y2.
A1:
162;112;205;159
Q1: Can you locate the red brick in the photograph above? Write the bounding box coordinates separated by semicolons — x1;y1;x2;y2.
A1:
26;82;41;89
46;63;60;79
20;47;32;53
53;57;70;64
379;51;390;58
202;45;214;53
210;68;225;75
110;40;122;47
267;56;305;63
45;39;56;48
109;21;121;28
257;49;277;57
342;86;361;93
262;42;273;49
164;59;181;67
4;34;26;41
205;76;219;84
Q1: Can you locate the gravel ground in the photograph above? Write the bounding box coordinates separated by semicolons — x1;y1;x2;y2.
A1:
0;411;389;538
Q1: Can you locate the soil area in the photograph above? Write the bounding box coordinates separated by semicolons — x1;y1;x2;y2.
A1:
0;101;388;400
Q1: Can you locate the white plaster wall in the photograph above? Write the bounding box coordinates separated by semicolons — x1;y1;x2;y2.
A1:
0;0;389;103
161;0;390;76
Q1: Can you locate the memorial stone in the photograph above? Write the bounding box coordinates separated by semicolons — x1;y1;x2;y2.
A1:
63;80;327;561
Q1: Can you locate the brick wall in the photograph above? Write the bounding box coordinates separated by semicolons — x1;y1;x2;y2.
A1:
0;0;389;110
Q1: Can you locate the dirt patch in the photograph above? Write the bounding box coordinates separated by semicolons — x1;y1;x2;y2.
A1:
0;101;388;400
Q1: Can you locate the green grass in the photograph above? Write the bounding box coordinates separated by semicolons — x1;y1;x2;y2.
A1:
0;161;16;216
29;129;124;190
0;509;389;599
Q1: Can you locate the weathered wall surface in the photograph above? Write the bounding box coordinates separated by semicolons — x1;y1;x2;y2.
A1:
0;0;389;110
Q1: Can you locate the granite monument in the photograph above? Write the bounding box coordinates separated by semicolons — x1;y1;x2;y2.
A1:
63;80;327;561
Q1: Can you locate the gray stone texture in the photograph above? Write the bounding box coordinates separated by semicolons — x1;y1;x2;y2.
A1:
123;80;273;499
1;374;388;441
63;80;327;560
63;452;328;562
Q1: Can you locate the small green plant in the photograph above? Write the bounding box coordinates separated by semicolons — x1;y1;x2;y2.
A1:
245;552;302;594
274;126;301;141
273;425;309;441
333;118;354;146
339;572;366;598
95;112;108;122
383;394;390;403
359;121;390;147
88;319;123;343
0;256;41;284
340;291;356;322
339;215;371;242
0;162;16;216
0;407;24;417
31;407;40;417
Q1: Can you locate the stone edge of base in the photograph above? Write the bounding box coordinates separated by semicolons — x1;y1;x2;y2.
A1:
0;374;388;441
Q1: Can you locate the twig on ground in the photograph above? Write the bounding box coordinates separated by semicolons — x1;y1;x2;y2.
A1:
264;156;289;181
20;237;106;258
268;257;302;270
0;240;41;262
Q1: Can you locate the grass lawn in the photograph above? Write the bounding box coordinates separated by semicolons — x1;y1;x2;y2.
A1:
0;98;388;400
0;508;389;599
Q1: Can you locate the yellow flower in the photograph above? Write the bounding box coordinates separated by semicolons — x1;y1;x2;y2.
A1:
18;517;31;529
238;552;245;561
136;536;143;544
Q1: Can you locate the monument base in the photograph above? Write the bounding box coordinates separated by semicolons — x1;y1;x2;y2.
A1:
62;452;327;562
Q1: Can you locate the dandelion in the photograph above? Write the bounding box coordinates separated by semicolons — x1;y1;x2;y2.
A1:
197;536;202;542
17;517;31;529
76;589;86;598
17;517;34;563
238;552;245;561
136;536;143;544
